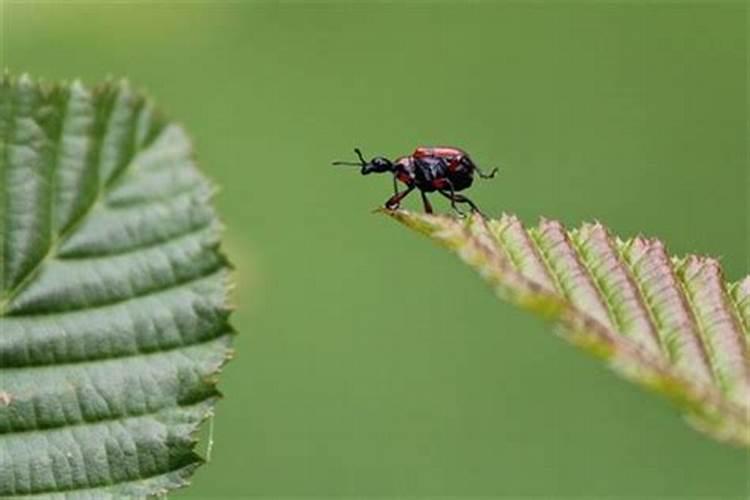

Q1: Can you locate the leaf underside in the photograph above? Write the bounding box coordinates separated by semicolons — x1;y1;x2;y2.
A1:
0;75;233;497
384;209;749;447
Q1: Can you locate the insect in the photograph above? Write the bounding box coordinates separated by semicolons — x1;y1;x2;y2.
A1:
333;146;498;215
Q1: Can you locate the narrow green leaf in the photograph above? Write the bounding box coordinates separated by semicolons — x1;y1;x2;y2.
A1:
384;209;749;447
0;75;234;496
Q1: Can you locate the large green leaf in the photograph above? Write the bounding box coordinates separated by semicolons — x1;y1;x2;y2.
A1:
385;209;749;447
0;75;233;497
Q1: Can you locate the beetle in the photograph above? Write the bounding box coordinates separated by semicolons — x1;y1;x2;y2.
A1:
333;146;498;215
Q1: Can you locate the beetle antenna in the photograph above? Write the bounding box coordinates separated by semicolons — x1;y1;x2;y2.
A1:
332;147;368;167
354;148;367;165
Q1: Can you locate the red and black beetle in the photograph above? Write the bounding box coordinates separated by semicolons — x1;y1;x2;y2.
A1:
333;146;498;215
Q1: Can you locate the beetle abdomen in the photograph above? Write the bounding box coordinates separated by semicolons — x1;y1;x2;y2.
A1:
447;170;474;191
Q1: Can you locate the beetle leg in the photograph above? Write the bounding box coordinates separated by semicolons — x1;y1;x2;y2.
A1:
460;156;498;179
420;191;434;214
453;193;483;215
385;185;415;210
392;174;399;196
475;165;499;179
439;188;485;217
438;179;466;216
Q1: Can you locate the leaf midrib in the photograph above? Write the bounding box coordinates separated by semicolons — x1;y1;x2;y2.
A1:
0;96;157;315
386;210;750;435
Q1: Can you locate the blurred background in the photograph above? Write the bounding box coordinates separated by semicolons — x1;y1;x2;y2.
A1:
6;1;747;498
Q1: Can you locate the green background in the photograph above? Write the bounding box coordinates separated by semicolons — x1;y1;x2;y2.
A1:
6;1;747;497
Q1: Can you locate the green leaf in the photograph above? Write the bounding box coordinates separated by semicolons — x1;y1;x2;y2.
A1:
384;209;749;447
0;75;233;497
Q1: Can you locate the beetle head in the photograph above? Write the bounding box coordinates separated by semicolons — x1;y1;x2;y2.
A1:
361;156;393;175
333;148;393;175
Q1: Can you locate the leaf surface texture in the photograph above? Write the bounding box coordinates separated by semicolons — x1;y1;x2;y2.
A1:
0;75;233;497
386;209;749;447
